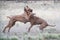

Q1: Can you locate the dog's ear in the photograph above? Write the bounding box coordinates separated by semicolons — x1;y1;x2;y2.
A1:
24;7;28;13
28;9;33;12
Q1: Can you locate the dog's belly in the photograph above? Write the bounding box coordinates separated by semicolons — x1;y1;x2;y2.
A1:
33;18;48;25
12;15;27;23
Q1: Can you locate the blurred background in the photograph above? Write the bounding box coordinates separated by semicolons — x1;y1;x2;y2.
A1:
0;0;60;40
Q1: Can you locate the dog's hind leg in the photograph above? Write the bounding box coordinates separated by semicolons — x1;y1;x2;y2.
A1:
3;26;8;33
39;24;46;33
3;19;16;33
8;19;16;32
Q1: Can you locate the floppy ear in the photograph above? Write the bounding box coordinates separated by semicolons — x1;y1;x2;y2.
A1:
28;9;33;12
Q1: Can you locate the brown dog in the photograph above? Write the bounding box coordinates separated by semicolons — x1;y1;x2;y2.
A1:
3;6;34;33
28;15;55;32
3;15;27;33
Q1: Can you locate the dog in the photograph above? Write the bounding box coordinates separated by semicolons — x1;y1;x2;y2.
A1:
3;6;34;33
27;15;56;32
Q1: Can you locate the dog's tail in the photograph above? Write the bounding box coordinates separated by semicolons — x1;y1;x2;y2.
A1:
48;24;56;27
7;16;11;19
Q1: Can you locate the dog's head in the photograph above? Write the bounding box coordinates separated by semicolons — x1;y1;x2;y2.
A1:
28;9;33;12
24;6;33;13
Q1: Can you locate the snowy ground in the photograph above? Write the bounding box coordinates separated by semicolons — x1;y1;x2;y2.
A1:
0;1;60;40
